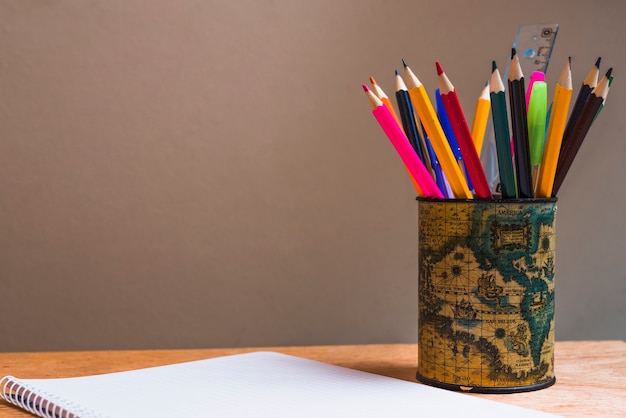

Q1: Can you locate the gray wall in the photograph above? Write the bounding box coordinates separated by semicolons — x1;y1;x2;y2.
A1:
1;0;624;351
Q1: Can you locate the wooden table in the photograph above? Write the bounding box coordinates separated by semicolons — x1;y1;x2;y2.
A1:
1;341;624;417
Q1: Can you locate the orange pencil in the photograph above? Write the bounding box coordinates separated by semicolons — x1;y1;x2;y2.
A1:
470;82;491;156
402;60;472;199
370;76;402;127
536;58;573;198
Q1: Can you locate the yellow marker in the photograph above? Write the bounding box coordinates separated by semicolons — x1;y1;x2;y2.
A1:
403;61;472;199
536;59;573;198
470;82;491;156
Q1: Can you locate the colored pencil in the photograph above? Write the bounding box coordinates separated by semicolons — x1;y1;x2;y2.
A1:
552;68;612;196
402;60;472;199
370;77;424;193
471;82;491;157
424;131;449;198
508;48;533;198
561;57;601;151
369;76;402;127
413;109;435;177
436;61;492;199
364;82;425;195
362;84;444;199
489;61;516;199
594;74;614;122
435;88;473;191
394;71;427;163
536;58;573;198
435;89;462;163
409;87;435;178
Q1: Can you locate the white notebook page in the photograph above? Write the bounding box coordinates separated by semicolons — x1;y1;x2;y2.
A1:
1;351;561;418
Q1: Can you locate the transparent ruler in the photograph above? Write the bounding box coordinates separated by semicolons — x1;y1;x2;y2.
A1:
513;24;559;76
481;23;559;194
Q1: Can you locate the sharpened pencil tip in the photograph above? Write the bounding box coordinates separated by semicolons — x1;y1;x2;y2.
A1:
605;67;613;78
492;61;497;72
511;48;517;59
568;56;572;66
435;61;444;76
402;58;408;68
595;57;602;68
369;76;376;85
362;84;370;92
395;69;400;76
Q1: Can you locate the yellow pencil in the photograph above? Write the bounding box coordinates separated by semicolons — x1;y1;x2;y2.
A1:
402;60;472;199
470;82;491;157
536;58;573;198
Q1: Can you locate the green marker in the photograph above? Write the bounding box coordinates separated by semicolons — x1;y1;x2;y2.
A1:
527;80;547;187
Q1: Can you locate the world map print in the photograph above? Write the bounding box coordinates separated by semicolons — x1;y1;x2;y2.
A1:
416;199;557;393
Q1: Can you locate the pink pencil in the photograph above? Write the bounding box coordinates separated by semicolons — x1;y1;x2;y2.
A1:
362;85;444;199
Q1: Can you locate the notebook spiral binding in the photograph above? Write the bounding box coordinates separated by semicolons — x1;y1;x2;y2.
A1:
1;376;99;418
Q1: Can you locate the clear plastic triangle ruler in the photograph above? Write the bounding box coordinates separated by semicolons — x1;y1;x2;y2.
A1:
514;24;559;75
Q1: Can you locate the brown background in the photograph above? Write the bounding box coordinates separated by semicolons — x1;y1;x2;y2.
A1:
1;0;624;351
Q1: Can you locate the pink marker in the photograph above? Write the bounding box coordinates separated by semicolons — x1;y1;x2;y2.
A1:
526;71;546;110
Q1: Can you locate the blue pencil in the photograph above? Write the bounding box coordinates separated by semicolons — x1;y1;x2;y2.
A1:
436;88;474;192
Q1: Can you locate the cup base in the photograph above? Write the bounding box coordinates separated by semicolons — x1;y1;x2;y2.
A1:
416;372;556;394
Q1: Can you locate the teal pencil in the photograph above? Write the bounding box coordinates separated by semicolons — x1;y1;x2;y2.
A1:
593;74;614;123
489;61;516;199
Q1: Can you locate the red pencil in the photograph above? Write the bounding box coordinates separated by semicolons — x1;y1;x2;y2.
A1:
436;62;492;199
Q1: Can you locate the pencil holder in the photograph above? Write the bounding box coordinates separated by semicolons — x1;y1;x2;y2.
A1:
416;197;557;393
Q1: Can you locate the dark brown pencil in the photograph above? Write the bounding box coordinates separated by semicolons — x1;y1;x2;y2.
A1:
552;68;612;196
508;48;533;198
561;57;601;151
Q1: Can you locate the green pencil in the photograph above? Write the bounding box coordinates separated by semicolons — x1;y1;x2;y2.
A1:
489;61;516;199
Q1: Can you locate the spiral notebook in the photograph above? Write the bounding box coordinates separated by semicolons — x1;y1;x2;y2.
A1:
1;351;560;418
